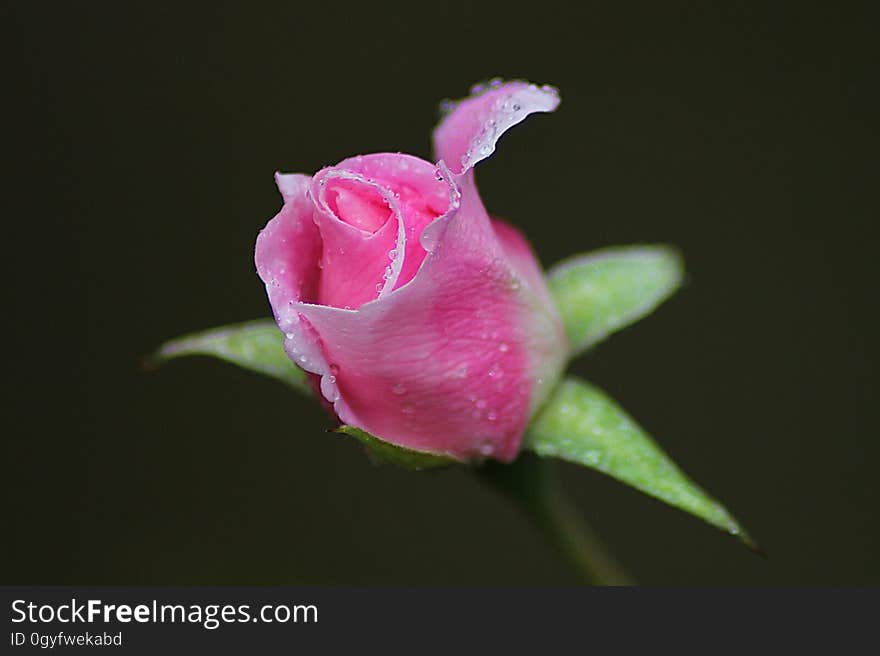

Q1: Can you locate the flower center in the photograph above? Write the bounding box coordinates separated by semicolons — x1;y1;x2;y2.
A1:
325;179;392;233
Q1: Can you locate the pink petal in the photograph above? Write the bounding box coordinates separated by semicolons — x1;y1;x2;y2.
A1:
491;218;556;313
256;173;321;317
490;218;568;414
310;169;402;309
255;174;331;386
433;80;560;175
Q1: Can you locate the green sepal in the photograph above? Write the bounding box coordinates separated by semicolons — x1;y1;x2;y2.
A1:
547;245;684;356
525;376;757;550
150;319;311;396
336;425;458;471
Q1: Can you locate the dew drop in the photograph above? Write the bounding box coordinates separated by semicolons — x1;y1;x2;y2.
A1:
452;364;468;379
388;249;398;259
479;443;494;456
498;342;510;352
402;406;414;415
329;364;340;376
392;383;407;395
487;412;498;422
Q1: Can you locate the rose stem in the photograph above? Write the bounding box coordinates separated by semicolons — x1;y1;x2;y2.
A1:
476;452;634;585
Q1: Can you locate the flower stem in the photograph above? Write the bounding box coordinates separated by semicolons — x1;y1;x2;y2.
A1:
477;452;634;585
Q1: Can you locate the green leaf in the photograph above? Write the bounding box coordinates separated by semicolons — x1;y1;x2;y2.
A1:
525;377;756;550
547;245;684;356
151;319;311;396
336;426;458;471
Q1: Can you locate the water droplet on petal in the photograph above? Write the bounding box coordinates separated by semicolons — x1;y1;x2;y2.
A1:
392;383;406;395
452;364;468;379
499;342;510;352
487;412;498;422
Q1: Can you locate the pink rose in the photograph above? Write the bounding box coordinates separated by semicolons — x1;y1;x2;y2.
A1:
255;80;567;462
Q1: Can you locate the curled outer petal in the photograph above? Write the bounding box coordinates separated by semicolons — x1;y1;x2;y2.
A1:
433;79;560;175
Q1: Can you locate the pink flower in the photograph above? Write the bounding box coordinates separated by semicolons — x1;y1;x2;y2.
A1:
255;80;567;462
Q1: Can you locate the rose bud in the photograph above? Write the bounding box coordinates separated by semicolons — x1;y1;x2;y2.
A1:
255;80;567;462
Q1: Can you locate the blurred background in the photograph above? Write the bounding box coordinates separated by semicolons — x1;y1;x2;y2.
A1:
4;1;877;584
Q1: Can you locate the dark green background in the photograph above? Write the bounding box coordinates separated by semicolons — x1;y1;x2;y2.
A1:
5;1;877;584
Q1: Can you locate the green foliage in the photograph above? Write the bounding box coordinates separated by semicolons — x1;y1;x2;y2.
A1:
336;426;457;470
548;245;684;356
151;319;311;395
526;377;755;549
